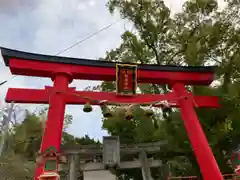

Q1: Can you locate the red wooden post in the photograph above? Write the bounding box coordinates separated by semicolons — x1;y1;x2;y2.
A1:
172;83;223;180
35;72;72;180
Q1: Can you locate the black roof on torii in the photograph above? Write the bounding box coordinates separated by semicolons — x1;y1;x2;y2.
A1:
1;47;216;73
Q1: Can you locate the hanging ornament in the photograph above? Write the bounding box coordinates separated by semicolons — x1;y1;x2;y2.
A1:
83;102;92;112
100;104;113;118
125;107;133;120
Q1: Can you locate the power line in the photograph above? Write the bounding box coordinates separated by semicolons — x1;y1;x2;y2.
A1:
0;80;7;86
55;19;121;56
0;18;121;87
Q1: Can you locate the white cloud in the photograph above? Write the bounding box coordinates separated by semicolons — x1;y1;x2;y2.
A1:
0;0;125;140
89;0;96;7
0;0;38;11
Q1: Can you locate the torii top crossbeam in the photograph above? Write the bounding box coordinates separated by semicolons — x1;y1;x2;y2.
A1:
1;47;215;85
1;47;223;180
1;47;219;108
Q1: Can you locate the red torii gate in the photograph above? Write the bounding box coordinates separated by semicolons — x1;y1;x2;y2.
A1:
1;47;223;180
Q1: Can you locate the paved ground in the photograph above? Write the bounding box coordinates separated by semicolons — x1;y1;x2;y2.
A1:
84;170;115;180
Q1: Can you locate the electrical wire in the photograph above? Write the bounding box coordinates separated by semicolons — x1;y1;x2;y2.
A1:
0;18;122;87
54;18;121;56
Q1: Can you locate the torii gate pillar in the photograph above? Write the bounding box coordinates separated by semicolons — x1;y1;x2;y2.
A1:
36;72;72;180
173;83;222;180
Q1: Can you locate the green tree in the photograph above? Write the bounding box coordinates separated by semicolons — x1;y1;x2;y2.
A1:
0;108;100;180
10;107;74;160
99;0;240;179
10;106;100;159
0;153;35;180
12;111;42;159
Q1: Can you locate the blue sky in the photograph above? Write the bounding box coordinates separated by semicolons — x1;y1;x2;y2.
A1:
1;0;226;141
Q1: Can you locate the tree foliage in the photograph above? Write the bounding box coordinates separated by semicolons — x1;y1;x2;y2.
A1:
99;0;240;179
0;107;99;179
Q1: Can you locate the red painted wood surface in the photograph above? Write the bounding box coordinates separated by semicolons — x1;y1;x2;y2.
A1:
9;58;214;85
35;74;69;180
173;83;223;180
6;87;219;108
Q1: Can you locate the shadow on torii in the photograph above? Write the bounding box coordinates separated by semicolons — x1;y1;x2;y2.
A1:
1;47;222;180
